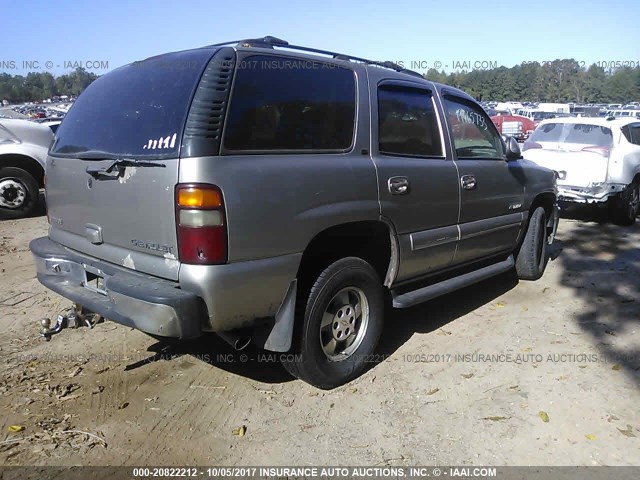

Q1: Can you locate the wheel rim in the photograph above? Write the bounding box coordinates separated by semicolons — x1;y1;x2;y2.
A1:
0;178;27;209
319;286;369;361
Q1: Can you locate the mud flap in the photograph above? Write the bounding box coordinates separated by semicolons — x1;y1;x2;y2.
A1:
261;280;297;352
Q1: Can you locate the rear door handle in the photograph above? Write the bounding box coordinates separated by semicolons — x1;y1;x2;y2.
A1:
461;175;477;190
388;176;410;195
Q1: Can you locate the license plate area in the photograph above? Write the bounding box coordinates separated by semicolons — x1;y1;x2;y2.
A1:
82;264;108;296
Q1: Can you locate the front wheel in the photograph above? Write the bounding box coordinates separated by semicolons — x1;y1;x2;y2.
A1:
610;182;639;226
515;207;548;281
282;257;384;389
0;167;40;219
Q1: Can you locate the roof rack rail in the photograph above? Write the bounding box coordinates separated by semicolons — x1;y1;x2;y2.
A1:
209;36;424;79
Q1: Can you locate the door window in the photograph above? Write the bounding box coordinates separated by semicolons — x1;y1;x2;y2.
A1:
443;95;504;159
377;86;443;157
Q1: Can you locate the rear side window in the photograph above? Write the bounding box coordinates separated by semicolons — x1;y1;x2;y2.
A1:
223;55;355;152
530;123;612;146
443;95;504;159
624;123;640;145
377;86;443;157
51;49;215;158
621;125;632;142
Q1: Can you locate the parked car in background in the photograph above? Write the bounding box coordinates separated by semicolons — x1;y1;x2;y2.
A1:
604;109;640;119
523;117;640;225
0;119;58;218
491;114;536;142
516;109;560;126
31;37;558;389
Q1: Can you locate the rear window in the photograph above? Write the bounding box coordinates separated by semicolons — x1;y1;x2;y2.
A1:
50;49;215;158
529;122;613;146
223;55;356;152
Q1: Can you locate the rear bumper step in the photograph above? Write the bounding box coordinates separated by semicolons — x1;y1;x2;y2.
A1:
29;237;204;339
391;255;515;309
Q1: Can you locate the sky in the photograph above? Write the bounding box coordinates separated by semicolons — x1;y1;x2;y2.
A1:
1;0;639;76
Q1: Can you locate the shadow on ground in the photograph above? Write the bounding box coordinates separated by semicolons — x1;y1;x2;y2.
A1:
0;192;46;221
134;269;521;386
554;206;640;384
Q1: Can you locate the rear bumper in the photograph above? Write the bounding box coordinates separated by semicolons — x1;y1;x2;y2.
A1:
557;183;625;204
29;237;204;339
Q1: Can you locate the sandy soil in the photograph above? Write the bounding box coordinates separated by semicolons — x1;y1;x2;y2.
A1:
0;207;639;467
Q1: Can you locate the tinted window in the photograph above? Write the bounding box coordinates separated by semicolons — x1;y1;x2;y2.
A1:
51;49;214;158
443;96;503;159
529;122;612;147
223;55;355;152
628;124;640;145
377;86;442;157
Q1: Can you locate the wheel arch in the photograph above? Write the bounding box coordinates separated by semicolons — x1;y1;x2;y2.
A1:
0;154;45;187
296;220;394;292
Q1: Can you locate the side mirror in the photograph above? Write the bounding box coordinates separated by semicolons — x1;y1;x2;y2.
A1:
505;136;522;161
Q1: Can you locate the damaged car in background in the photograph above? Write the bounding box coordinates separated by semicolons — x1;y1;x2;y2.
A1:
523;117;640;225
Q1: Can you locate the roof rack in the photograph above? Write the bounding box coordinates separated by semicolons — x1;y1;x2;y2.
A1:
209;36;424;79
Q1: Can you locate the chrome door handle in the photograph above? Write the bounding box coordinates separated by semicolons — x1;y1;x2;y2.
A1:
461;175;477;190
388;176;410;195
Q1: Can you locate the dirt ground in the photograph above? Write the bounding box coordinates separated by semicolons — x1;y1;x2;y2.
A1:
1;206;639;467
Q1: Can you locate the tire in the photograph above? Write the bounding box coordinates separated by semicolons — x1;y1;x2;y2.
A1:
0;167;40;219
609;182;639;226
282;257;384;389
515;207;548;281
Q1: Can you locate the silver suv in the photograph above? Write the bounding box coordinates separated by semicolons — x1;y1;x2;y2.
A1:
31;37;558;388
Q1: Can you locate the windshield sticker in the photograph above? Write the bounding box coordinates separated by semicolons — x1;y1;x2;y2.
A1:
455;108;488;130
143;133;177;150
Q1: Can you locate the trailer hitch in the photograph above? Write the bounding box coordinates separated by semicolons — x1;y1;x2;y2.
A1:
39;304;103;341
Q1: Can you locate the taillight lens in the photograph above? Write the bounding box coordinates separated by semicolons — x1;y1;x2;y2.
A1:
522;141;542;152
175;184;227;265
581;145;610;157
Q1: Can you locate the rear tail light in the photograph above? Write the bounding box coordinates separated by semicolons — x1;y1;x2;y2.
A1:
581;145;610;157
522;141;542;152
175;184;227;265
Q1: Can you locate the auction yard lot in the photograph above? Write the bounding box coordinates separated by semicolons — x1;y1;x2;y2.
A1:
0;211;639;466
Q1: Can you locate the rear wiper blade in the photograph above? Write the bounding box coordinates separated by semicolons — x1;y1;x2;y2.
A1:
75;151;122;160
86;158;166;179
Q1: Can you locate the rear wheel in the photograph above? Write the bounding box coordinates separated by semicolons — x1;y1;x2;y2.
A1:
282;257;384;389
0;167;40;219
515;207;548;281
610;182;639;226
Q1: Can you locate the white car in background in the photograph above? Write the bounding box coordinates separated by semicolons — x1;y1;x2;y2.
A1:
0;119;59;219
522;117;640;225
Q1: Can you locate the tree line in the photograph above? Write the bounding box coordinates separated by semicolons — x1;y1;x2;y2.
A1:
1;61;639;104
424;60;640;103
0;68;98;103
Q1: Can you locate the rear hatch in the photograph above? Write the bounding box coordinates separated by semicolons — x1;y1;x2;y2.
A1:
522;122;613;188
46;48;218;281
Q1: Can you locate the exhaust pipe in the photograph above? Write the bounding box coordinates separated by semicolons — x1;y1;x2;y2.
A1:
218;331;251;351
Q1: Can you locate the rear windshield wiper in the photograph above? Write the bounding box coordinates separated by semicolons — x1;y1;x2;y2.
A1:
85;158;166;179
